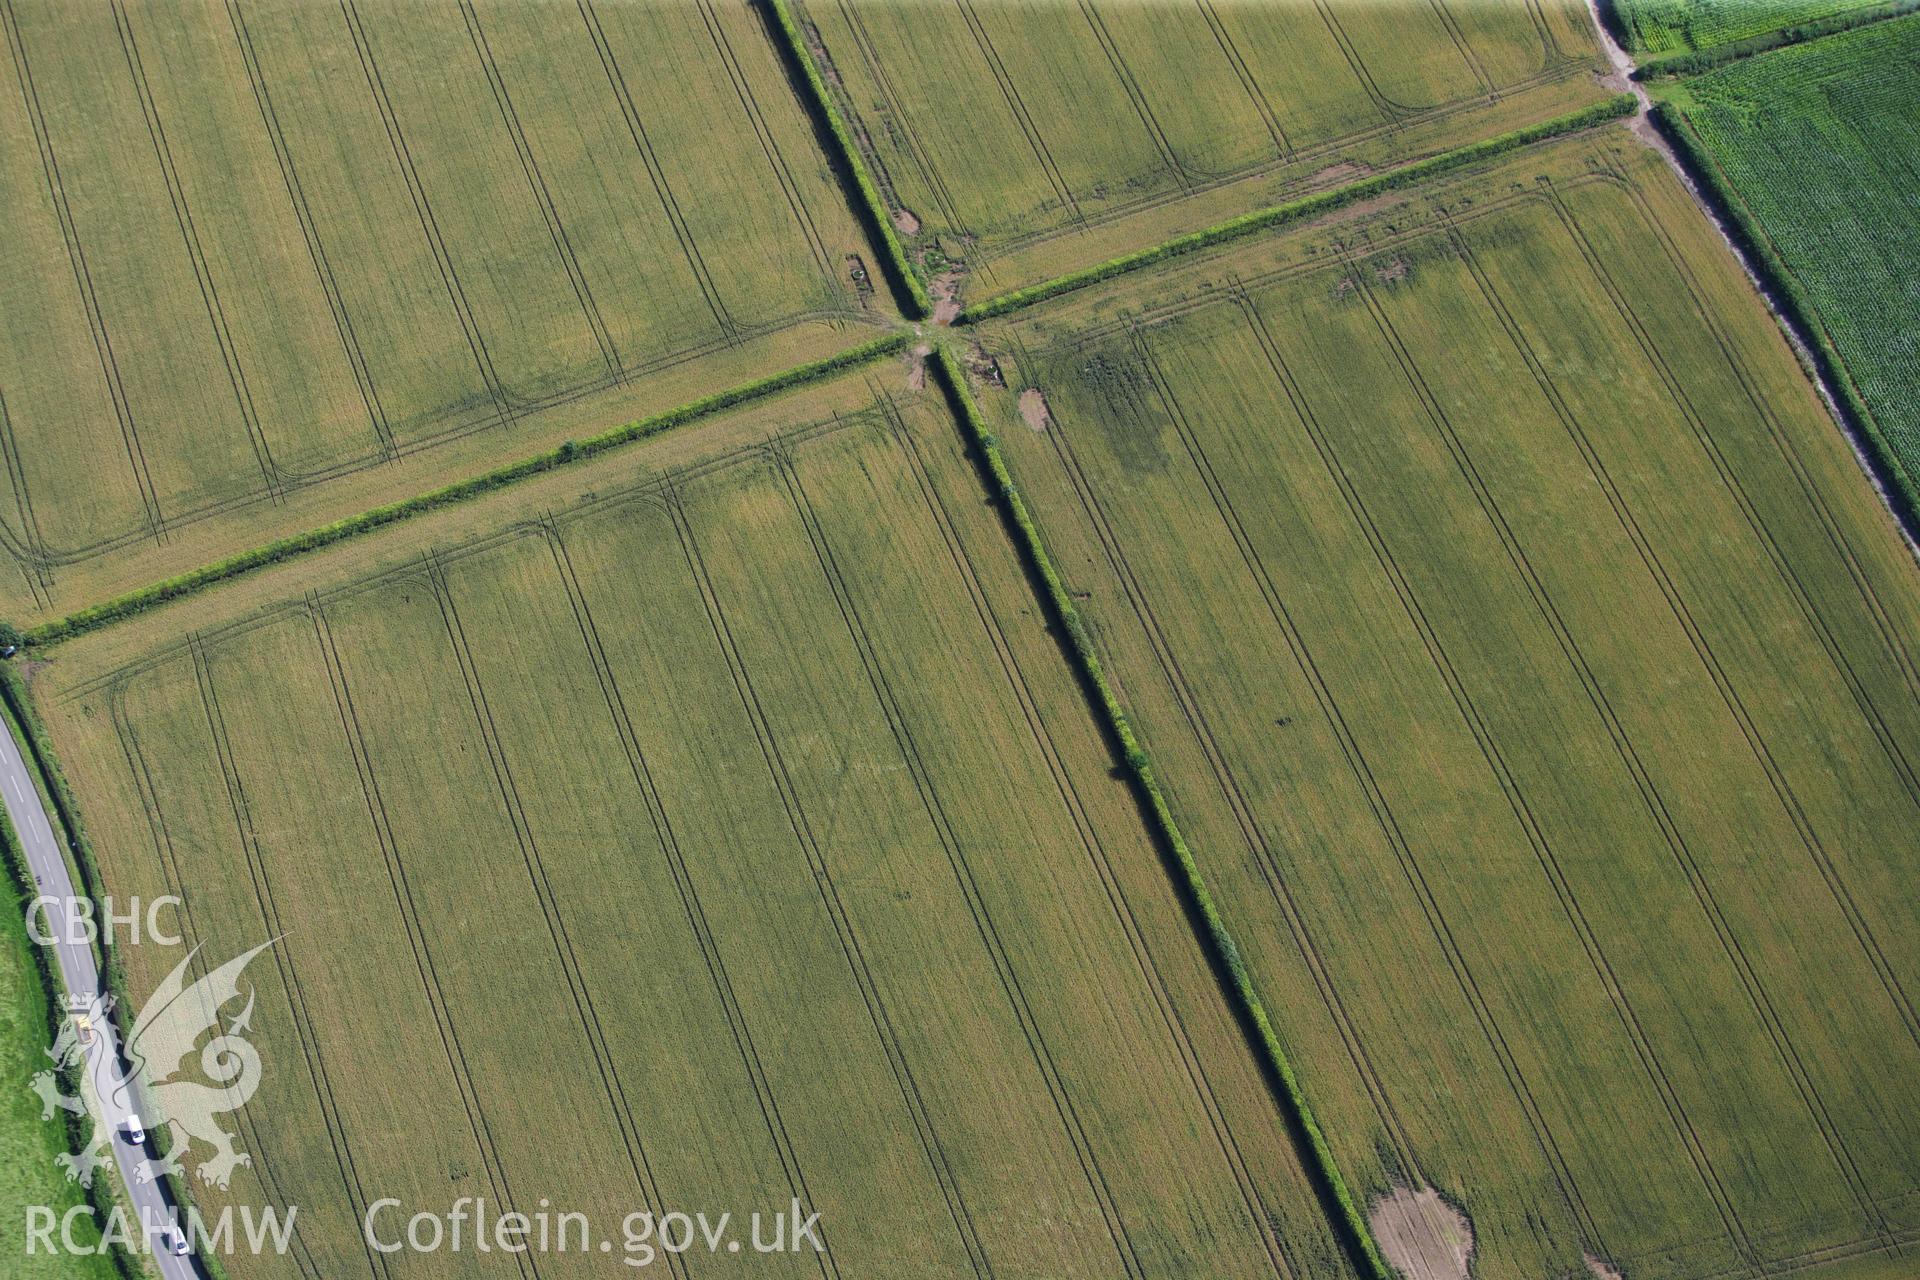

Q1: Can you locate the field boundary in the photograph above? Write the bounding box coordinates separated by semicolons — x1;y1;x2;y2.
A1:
1649;102;1920;539
957;94;1636;321
0;717;142;1280
760;0;930;318
21;333;910;648
930;346;1391;1280
1632;0;1920;76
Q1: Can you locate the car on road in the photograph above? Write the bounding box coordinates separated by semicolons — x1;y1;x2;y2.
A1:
167;1229;191;1257
122;1114;145;1145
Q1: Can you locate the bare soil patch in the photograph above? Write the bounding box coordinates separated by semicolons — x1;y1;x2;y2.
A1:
1370;1186;1474;1280
931;270;964;325
892;207;922;236
906;343;931;392
1586;1253;1625;1280
1018;388;1052;432
1310;161;1369;187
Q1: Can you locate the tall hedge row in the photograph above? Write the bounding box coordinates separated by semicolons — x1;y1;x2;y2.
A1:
761;0;931;319
25;333;911;648
960;94;1638;322
930;348;1392;1280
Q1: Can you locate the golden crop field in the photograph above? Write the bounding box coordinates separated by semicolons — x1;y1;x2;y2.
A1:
0;0;887;623
970;135;1920;1280
2;3;1915;1279
798;0;1609;300
36;372;1354;1279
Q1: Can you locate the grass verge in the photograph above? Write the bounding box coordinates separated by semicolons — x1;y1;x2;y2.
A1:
760;0;931;319
0;689;142;1279
22;333;912;649
958;94;1637;322
930;346;1391;1280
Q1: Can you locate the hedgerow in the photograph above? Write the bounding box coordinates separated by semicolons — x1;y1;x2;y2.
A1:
959;94;1638;322
24;332;911;648
930;348;1391;1280
761;0;931;319
1634;0;1920;76
1651;102;1920;531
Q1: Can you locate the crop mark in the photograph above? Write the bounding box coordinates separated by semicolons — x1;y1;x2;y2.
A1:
1131;316;1619;1257
1560;179;1920;804
224;0;394;463
577;0;736;339
541;516;837;1280
1445;221;1893;1245
111;0;281;500
108;676;327;1280
1566;175;1920;789
189;635;390;1280
336;0;513;430
831;0;971;245
776;438;1146;1279
954;0;1084;228
696;0;833;280
0;390;53;608
0;0;164;542
666;485;992;1279
1347;252;1760;1262
1194;0;1288;157
1074;0;1191;191
457;0;619;378
1037;361;1427;1192
424;550;691;1278
1541;189;1920;1047
878;389;1296;1278
308;598;538;1280
1427;0;1495;100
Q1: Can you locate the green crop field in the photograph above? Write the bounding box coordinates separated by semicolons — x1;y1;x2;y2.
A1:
35;372;1353;1280
1612;0;1885;52
1653;13;1920;516
796;0;1608;305
972;135;1920;1280
0;0;887;625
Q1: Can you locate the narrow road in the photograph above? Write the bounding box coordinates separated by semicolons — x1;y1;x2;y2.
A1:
2;712;202;1280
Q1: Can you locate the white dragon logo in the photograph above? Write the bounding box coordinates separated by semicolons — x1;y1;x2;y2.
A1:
32;941;274;1191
